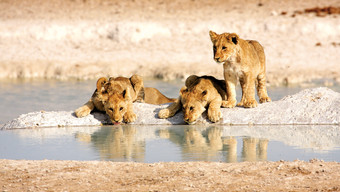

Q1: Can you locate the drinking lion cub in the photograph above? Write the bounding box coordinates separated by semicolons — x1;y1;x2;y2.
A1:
75;75;175;123
158;75;226;124
209;31;271;108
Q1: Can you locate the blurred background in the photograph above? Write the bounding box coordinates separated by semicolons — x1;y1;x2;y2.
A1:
0;0;339;85
0;0;340;123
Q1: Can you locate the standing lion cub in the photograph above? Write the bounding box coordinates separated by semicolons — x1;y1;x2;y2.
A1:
209;31;271;108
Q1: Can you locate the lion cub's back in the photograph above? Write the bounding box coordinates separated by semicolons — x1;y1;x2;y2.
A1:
144;87;176;105
246;40;265;66
199;76;227;100
110;77;134;90
109;77;136;97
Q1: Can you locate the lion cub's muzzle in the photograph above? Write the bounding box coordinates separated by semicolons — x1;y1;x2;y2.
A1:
110;114;123;124
183;113;198;124
184;117;196;125
214;57;222;63
214;55;229;64
109;120;122;126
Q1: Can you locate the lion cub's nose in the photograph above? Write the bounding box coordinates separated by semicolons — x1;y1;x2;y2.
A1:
215;57;220;62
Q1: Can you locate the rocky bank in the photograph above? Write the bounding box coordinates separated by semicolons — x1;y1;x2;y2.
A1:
2;87;339;129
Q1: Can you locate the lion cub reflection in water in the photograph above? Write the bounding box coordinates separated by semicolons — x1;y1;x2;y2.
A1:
75;75;175;124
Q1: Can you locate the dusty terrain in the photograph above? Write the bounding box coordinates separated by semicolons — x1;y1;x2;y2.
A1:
0;0;340;86
1;0;340;191
1;159;340;191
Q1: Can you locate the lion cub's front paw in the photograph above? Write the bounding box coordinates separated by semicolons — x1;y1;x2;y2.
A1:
243;99;258;108
208;108;222;123
124;112;137;123
75;106;91;118
221;99;237;108
236;101;244;107
259;96;272;103
158;108;170;119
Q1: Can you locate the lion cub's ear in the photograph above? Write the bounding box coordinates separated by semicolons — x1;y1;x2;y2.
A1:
201;90;208;101
130;74;144;89
122;88;131;101
96;77;108;93
209;31;218;43
130;74;144;101
185;75;199;87
229;33;239;45
179;86;188;96
108;77;115;82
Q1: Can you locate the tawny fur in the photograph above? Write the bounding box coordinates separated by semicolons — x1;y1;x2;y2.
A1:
209;31;271;108
143;87;177;105
103;76;140;123
74;77;109;118
75;75;175;123
158;75;226;124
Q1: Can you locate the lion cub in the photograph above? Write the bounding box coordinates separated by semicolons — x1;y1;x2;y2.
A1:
209;31;271;108
75;75;175;123
158;75;226;124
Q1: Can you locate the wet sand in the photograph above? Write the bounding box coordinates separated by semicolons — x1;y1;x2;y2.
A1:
1;159;340;191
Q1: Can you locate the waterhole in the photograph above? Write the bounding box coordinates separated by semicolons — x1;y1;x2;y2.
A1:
0;79;339;162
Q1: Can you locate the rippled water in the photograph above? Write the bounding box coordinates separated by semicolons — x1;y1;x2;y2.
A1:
0;79;340;162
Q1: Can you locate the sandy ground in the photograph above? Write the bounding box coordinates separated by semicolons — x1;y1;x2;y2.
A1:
0;0;340;86
1;159;340;191
1;1;340;191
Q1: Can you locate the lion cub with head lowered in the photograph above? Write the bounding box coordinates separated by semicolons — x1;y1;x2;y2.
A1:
158;75;226;124
209;31;271;108
75;75;175;123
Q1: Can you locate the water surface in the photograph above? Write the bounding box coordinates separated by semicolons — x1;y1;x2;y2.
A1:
0;125;339;163
0;79;340;163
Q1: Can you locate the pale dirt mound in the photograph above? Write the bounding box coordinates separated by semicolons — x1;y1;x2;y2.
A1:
2;87;339;129
1;159;340;192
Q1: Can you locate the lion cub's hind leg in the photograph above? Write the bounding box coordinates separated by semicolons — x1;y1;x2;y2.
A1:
75;100;95;118
257;72;271;103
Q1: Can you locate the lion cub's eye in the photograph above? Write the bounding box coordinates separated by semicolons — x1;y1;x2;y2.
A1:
222;46;227;50
108;108;113;112
119;107;124;111
189;106;194;111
